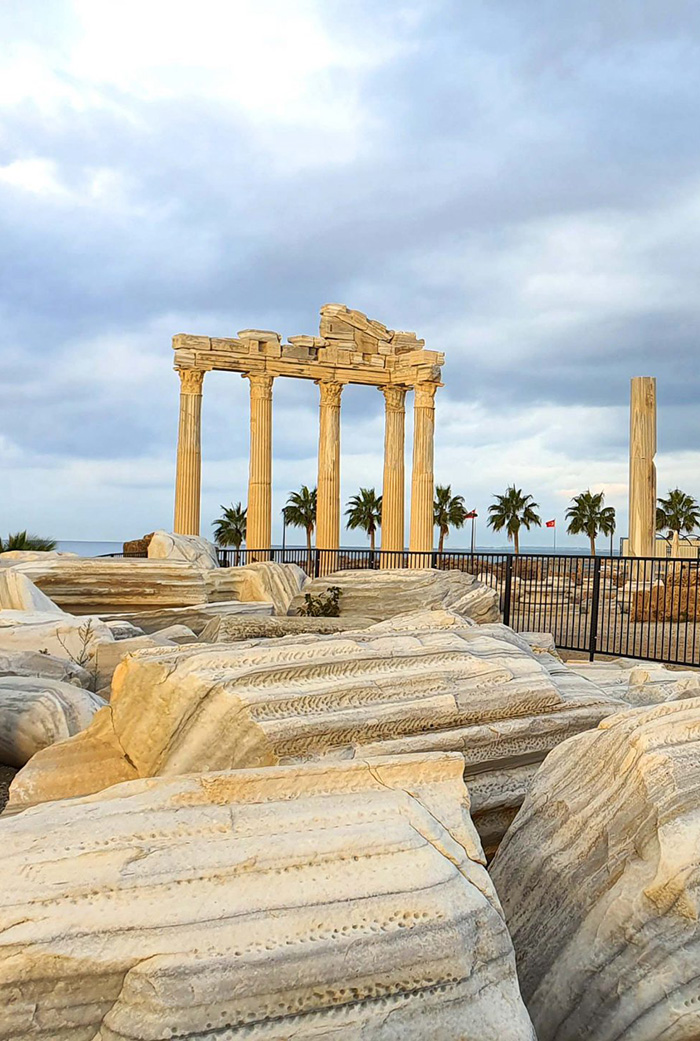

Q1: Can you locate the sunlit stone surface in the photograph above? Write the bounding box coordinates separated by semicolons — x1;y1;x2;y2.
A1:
490;698;700;1041
7;610;621;855
0;753;535;1041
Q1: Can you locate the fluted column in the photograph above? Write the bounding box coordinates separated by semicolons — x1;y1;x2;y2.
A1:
380;385;407;565
173;368;205;536
629;376;657;558
245;372;274;559
316;381;344;569
409;381;437;565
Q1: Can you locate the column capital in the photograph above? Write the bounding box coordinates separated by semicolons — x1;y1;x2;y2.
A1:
380;385;407;413
413;381;438;409
177;368;205;395
244;371;274;399
317;380;345;407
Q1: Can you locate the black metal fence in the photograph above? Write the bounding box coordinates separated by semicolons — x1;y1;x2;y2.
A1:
216;547;443;573
103;546;699;666
217;547;700;666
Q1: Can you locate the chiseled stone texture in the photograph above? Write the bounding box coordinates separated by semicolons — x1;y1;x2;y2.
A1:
103;620;146;640
490;698;700;1041
199;613;374;642
7;611;622;854
147;529;220;569
205;561;308;614
0;753;535;1040
288;568;500;623
0;676;105;768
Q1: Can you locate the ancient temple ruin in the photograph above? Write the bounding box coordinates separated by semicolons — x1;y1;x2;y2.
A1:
171;304;444;557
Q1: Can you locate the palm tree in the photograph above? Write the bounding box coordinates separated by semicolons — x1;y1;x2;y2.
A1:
565;490;616;556
283;486;317;562
656;488;700;557
433;484;467;554
0;531;57;552
212;502;247;563
487;486;541;554
345;488;382;551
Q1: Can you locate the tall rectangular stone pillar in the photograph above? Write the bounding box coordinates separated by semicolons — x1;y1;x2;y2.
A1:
316;381;343;572
380;385;406;566
173;368;204;536
409;382;437;567
245;372;274;559
629;376;657;558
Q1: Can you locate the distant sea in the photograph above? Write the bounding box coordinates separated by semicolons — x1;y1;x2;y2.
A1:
57;541;124;557
55;540;616;557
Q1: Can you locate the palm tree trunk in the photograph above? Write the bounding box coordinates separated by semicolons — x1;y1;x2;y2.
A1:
590;534;596;556
672;529;680;558
370;529;375;552
306;527;313;574
439;529;445;554
514;530;520;555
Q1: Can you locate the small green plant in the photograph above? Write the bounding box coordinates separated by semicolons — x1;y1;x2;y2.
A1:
56;619;100;689
299;586;341;617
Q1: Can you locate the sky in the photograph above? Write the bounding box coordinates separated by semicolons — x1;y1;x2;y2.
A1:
2;0;700;550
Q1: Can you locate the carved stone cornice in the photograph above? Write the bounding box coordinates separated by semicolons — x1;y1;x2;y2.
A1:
414;382;438;410
244;372;274;400
177;368;205;395
381;385;407;413
317;381;345;408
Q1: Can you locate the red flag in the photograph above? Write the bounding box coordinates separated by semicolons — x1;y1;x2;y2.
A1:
546;519;556;528
465;510;478;519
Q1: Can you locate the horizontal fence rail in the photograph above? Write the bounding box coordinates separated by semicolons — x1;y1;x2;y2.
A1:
105;546;700;667
217;548;700;667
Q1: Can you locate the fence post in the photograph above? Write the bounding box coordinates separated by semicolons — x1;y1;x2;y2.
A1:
588;556;602;661
314;550;321;578
503;556;514;627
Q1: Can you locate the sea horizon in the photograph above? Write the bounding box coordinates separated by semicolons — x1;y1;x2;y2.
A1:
56;539;619;558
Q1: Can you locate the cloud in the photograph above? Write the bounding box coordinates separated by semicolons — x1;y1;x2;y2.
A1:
2;0;700;545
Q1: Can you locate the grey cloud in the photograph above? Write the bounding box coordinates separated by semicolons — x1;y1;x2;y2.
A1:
2;0;700;533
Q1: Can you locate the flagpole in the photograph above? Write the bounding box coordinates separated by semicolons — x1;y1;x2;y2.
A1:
553;521;556;553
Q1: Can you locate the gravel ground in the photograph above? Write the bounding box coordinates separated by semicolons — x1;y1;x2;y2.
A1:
509;603;700;667
0;764;17;813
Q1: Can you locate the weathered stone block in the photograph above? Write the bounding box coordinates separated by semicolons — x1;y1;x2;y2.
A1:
7;611;621;854
10;559;208;613
288;568;500;624
147;530;219;569
491;698;700;1041
0;676;105;767
0;753;536;1039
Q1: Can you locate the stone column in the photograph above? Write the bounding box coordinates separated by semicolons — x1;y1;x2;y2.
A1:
380;385;407;565
244;372;274;559
409;381;437;566
316;381;344;570
628;376;657;558
173;368;205;536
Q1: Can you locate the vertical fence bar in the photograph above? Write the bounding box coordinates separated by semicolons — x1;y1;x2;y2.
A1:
588;556;602;661
503;556;514;628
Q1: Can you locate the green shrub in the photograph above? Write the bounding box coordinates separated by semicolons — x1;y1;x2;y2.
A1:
298;586;341;617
